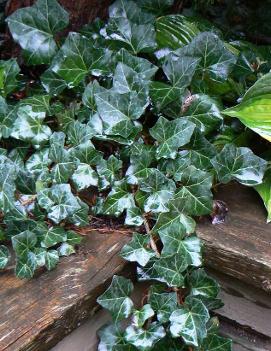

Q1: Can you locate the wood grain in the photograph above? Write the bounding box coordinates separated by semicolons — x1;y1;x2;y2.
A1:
0;229;133;351
198;183;271;292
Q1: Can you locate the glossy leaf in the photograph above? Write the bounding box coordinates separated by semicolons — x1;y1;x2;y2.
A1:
15;251;37;278
0;59;20;96
0;245;10;269
12;230;37;256
132;304;155;328
71;164;98;191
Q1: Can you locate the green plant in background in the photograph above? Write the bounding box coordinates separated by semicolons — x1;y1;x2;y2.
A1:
0;0;270;349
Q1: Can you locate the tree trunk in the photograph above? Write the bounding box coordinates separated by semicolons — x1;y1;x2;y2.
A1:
5;0;112;29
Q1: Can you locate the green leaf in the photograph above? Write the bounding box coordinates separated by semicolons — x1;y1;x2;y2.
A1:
174;166;213;216
181;94;223;135
124;322;166;350
65;230;82;245
40;226;67;248
41;69;67;96
103;180;135;216
97;275;134;322
105;18;157;54
19;95;51;114
150;117;195;159
125;207;144;226
211;144;267;186
37;184;81;224
12;230;37;256
138;0;174;16
69;140;103;165
95;88;145;138
15;251;37;278
170;296;210;347
45;249;59;270
66;120;94;146
68;198;89;227
156;15;199;50
109;0;155;24
0;59;20;96
0;245;10;269
189;269;220;300
98;324;135;351
58;242;76;256
97;155;122;190
51;32;110;87
132;304;155;328
148;285;178;323
11;105;52;147
71;163;98;191
26;148;52;175
201;333;232;351
7;0;69;65
120;232;156;266
0;97;17;139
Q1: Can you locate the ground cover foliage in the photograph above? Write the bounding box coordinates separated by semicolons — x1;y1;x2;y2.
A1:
1;0;271;349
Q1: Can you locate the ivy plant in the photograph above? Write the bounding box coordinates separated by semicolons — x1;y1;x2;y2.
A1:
1;0;270;350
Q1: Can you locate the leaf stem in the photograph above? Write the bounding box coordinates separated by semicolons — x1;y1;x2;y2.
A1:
143;216;160;257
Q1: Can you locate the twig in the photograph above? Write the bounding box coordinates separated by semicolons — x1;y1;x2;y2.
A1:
143;216;160;257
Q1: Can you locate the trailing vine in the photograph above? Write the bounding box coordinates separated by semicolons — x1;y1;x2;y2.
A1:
0;0;270;350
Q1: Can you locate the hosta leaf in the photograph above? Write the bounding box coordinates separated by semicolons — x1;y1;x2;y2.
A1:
97;155;122;190
174;166;213;216
181;94;223;134
71;163;98;191
15;251;37;278
105;18;157;54
7;0;69;65
148;285;178;323
0;245;10;269
40;226;67;248
58;242;75;256
120;232;156;266
37;184;81;224
150;117;195;159
45;249;59;270
0;97;17;139
156;15;199;50
51;32;110;87
211;144;267;186
109;0;155;24
116;48;158;80
124;322;166;350
12;230;37;256
153;253;188;287
0;59;20;96
97;275;134;322
95;89;145;138
189;269;219;300
201;333;232;351
11;105;52;147
176;32;236;86
132;304;155;328
125;207;144;226
170;296;210;346
255;170;271;222
103;180;135;216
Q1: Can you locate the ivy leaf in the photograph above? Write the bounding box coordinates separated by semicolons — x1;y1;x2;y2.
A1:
0;245;10;269
69;140;103;165
109;0;155;24
71;163;98;191
95;89;145;138
26;148;52;175
97;275;134;322
148;285;178;323
116;48;158;80
159;229;202;267
125;207;144;226
103;180;135;216
58;242;75;256
51;32;110;87
211;144;267;186
120;232;156;267
15;251;37;278
153;200;196;235
19;95;51;115
66;120;94;146
37;184;81;224
40;226;67;248
65;230;82;245
153;253;188;287
138;0;174;16
170;296;210;347
150;117;195;159
68;198;89;227
124;322;166;350
41;69;67;96
176;32;236;86
174;166;213;216
98;324;135;351
140;169;176;213
188;269;220;301
97;155;122;190
82;80;101;114
7;0;69;65
105;18;157;54
0;97;17;139
0;59;20;96
45;249;59;270
201;333;232;351
11;105;52;147
132;304;155;328
12;230;37;256
181;94;223;135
